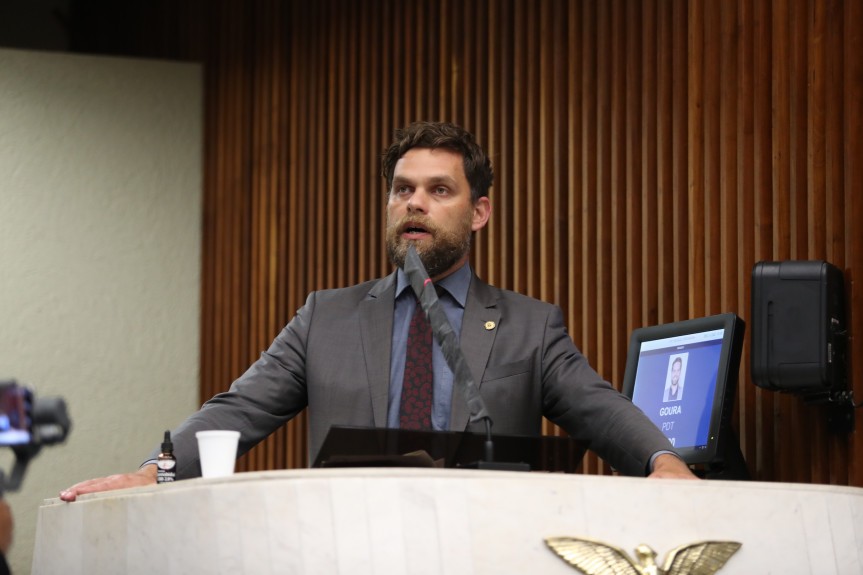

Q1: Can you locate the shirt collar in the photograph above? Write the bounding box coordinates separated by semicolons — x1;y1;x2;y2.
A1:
395;260;471;308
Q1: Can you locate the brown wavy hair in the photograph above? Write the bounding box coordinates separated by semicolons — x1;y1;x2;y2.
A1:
381;121;494;202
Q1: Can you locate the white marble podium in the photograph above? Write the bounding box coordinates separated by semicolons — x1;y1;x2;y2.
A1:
33;468;863;574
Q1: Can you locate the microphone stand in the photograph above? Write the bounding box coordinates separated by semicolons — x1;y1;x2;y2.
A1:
403;246;529;472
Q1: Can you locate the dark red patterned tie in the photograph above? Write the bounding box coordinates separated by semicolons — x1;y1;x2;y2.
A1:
399;298;433;429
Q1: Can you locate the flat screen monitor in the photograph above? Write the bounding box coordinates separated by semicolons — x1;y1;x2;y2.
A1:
621;313;746;476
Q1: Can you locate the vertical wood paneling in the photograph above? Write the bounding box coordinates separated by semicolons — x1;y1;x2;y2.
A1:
550;0;569;317
736;0;758;473
688;0;706;319
538;0;553;305
137;0;863;485
656;0;674;323
672;2;690;322
622;0;641;380
640;0;658;331
703;0;721;317
719;0;738;353
844;0;862;484
566;0;584;374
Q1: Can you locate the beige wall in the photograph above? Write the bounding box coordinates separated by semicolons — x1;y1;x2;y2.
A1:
0;48;201;573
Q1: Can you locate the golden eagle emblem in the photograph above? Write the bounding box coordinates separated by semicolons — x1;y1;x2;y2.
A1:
545;536;741;575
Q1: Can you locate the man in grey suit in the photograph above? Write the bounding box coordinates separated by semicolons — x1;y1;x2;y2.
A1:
61;121;694;500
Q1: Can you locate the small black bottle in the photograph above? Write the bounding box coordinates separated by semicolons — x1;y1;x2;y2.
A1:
156;430;177;484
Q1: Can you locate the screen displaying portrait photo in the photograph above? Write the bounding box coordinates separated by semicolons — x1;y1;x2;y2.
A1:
622;313;746;471
628;329;724;452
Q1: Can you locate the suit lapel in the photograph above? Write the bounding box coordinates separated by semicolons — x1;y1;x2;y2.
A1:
450;275;500;431
360;272;397;427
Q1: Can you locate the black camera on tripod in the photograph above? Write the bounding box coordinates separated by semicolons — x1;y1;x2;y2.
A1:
0;380;71;494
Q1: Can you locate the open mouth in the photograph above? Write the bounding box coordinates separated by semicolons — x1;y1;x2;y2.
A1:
401;222;431;236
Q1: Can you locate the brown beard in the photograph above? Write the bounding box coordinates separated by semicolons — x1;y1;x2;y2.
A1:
386;210;473;278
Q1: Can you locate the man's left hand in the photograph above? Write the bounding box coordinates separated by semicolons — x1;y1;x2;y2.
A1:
648;453;699;479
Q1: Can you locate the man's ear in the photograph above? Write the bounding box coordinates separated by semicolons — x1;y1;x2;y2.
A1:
471;197;491;231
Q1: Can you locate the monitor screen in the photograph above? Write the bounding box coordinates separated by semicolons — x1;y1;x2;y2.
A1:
621;313;745;468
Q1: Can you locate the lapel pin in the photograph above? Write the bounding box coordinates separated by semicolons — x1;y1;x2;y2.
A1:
484;321;496;330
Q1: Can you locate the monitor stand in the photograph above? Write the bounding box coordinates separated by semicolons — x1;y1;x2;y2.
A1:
693;429;750;480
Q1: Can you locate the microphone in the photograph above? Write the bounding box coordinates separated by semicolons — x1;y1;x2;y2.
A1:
403;245;529;471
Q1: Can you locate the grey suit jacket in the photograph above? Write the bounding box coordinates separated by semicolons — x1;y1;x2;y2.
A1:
162;271;673;478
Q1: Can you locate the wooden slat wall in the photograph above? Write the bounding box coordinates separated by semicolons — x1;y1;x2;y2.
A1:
150;0;863;485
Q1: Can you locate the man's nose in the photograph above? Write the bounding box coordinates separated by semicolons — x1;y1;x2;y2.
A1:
407;189;430;213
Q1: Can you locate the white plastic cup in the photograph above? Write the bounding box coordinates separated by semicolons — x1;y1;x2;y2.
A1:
195;430;241;478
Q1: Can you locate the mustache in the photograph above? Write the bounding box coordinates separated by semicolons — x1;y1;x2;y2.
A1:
390;214;438;235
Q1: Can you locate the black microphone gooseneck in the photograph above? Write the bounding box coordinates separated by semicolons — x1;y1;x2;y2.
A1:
403;246;527;470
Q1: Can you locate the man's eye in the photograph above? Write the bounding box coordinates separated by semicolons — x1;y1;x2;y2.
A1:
434;187;449;195
396;186;411;195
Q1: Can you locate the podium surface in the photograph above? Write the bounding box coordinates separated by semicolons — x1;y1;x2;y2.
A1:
34;468;863;574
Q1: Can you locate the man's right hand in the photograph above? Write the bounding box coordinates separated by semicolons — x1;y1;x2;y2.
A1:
59;464;158;502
